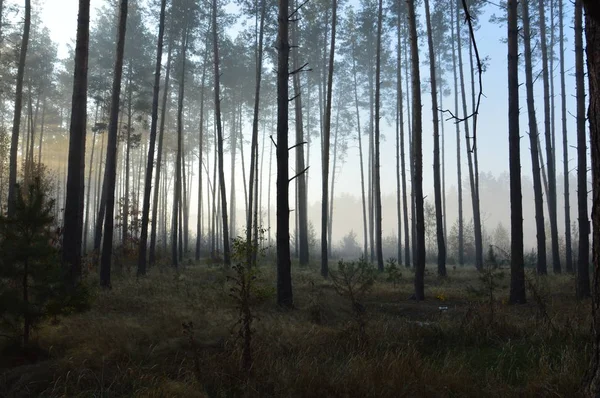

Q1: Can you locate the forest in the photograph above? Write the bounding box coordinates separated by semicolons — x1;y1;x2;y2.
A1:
1;0;600;396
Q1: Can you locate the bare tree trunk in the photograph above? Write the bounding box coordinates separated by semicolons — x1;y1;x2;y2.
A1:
450;4;464;266
425;0;446;277
276;0;293;306
7;0;31;217
83;101;99;254
196;45;208;262
172;27;188;268
584;2;600;395
149;41;172;267
63;0;89;288
374;0;384;272
407;0;425;301
522;0;548;276
139;0;166;275
123;75;132;247
351;36;368;259
507;0;525;304
291;0;308;266
538;0;561;274
212;0;230;266
321;0;337;278
575;0;589;298
559;0;573;274
100;0;128;288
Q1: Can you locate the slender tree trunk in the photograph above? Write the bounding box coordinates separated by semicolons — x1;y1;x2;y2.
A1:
374;0;384;272
321;0;337;278
559;0;573;274
138;0;166;275
172;28;187;268
575;0;589;298
584;2;600;395
395;7;403;265
276;0;293;306
522;0;548;276
123;75;133;247
425;0;446;277
407;0;425;301
83;102;99;254
62;0;89;287
538;0;561;274
149;41;172;267
100;0;127;288
507;0;525;304
291;0;308;266
351;37;368;259
450;4;464;266
196;46;208;262
7;0;31;217
212;0;230;266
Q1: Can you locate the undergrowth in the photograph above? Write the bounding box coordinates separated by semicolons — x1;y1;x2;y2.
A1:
0;264;591;397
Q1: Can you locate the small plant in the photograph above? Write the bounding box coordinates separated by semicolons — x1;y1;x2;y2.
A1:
524;270;554;328
467;262;504;324
385;257;402;287
329;257;376;346
486;245;498;268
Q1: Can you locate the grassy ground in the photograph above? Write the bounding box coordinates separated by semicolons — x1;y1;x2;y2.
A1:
0;259;592;397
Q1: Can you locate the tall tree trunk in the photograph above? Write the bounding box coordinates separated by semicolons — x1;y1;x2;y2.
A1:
538;0;561;274
62;0;89;287
276;0;293;307
584;1;600;394
123;75;132;247
7;0;31;217
321;0;337;278
374;0;384;272
83;102;99;254
507;0;526;304
212;0;230;266
559;0;574;274
395;7;403;265
407;0;425;301
291;0;308;266
575;0;590;299
522;0;548;276
149;41;172;267
195;45;208;262
172;28;187;268
450;4;464;266
138;0;166;275
351;37;368;259
456;0;481;269
425;0;446;277
100;0;128;288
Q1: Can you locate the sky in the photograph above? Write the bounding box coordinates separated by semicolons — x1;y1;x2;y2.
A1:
24;0;587;245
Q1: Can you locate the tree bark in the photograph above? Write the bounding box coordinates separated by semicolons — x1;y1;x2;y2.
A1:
321;0;337;278
374;0;384;272
538;0;561;274
276;0;293;307
62;0;89;287
407;0;425;301
575;0;590;299
149;41;172;267
425;0;446;277
507;0;525;304
100;0;128;288
138;0;166;275
212;0;230;266
522;0;548;276
7;0;31;217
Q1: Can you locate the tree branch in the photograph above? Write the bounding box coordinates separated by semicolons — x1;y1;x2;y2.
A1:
289;166;310;183
288;141;308;151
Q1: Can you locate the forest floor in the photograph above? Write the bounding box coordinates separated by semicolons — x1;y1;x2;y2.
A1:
0;258;592;397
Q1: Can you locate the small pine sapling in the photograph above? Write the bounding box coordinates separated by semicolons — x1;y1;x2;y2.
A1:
385;257;402;287
329;257;376;345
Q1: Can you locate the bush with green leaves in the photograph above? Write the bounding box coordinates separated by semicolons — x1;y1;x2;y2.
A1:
0;181;90;347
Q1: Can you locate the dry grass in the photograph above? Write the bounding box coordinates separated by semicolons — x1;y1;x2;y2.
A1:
0;262;591;397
